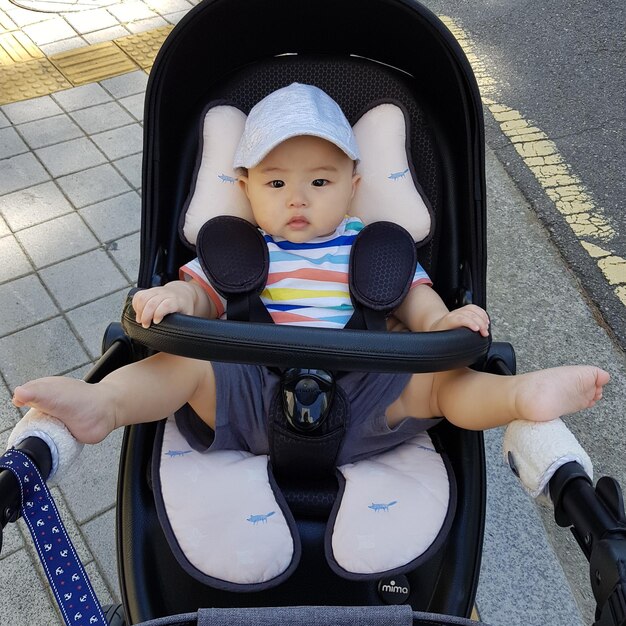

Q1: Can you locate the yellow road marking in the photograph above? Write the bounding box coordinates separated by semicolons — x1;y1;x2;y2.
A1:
440;16;626;305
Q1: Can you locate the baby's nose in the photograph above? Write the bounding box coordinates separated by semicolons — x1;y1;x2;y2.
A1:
288;189;308;207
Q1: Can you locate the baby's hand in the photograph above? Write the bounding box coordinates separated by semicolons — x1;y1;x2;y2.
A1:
431;304;490;337
132;282;197;328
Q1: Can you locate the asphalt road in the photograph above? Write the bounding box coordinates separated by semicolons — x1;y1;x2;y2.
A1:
420;0;626;349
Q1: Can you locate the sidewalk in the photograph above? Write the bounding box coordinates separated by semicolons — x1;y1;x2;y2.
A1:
0;1;180;621
1;3;625;625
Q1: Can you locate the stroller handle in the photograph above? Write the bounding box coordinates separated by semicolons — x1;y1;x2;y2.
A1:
121;292;490;372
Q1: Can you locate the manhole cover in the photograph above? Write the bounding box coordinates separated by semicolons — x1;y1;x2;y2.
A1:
10;0;121;12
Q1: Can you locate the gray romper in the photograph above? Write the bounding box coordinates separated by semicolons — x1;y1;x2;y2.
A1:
177;363;442;466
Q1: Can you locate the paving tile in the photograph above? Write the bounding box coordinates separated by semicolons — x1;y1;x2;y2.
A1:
68;362;94;380
82;507;120;599
83;25;131;45
91;123;142;160
126;15;168;33
145;0;192;13
113;153;142;188
0;235;31;282
79;191;141;242
17;113;84;149
107;1;157;22
0;379;21;434
16;212;99;268
52;83;112;112
0;516;24;558
163;9;188;24
35;137;107;178
1;95;64;124
0;273;58;336
107;231;140;281
85;559;116;606
100;70;148;99
0;181;73;231
62;8;119;34
0;8;16;30
4;5;49;27
0;152;50;195
22;17;78;46
0;316;89;389
39;249;129;309
0;213;8;237
0;109;9;128
39;36;86;57
67;288;128;359
0;549;60;626
146;0;192;15
69;100;134;134
56;163;131;208
118;92;144;120
0;126;28;159
58;426;123;523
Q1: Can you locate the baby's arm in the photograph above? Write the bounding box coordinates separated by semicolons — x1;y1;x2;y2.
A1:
132;278;215;328
394;283;490;336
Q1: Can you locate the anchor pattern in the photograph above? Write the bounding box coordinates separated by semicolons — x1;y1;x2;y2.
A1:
0;449;106;626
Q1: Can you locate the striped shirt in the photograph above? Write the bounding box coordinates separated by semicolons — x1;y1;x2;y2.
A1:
180;216;431;329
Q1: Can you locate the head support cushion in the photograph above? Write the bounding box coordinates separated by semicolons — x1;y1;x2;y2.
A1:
181;102;433;246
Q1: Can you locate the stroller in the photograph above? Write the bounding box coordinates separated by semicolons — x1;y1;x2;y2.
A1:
1;0;626;624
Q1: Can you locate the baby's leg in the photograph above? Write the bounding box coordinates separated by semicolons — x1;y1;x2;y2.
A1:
12;353;216;444
389;365;609;430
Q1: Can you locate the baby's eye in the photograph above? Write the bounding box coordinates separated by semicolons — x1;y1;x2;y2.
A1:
269;180;284;188
311;179;328;187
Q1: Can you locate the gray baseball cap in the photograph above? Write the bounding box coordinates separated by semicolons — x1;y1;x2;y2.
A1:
233;83;360;169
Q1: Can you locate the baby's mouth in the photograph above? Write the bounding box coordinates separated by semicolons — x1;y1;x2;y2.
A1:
287;216;309;229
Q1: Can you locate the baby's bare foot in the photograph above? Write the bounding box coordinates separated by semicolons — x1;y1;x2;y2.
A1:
515;365;610;423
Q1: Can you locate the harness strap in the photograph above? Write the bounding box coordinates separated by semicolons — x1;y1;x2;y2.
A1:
0;449;106;626
197;217;417;329
345;221;417;331
196;216;273;323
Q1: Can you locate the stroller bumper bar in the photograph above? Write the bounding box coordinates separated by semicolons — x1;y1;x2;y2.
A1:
121;291;491;373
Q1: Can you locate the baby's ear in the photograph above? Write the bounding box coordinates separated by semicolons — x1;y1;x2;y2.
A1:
351;172;361;198
238;174;249;198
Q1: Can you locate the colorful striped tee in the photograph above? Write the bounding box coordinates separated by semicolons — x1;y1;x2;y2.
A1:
180;216;432;329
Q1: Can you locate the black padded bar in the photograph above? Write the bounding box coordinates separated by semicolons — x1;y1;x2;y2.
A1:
121;293;489;373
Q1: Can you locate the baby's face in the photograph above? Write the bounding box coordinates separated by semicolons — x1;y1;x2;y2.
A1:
239;135;359;243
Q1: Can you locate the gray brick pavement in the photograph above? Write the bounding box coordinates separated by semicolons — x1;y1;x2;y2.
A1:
0;73;145;623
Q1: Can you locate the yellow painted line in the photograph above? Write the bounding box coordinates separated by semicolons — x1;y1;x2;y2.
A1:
440;16;626;307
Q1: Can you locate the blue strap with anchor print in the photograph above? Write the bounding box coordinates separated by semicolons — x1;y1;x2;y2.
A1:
0;448;106;626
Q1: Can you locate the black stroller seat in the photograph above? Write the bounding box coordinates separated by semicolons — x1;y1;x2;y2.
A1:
115;0;491;618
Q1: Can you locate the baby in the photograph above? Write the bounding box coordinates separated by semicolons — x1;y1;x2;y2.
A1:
12;84;609;464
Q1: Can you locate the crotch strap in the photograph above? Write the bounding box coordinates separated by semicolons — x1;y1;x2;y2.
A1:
269;379;348;482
